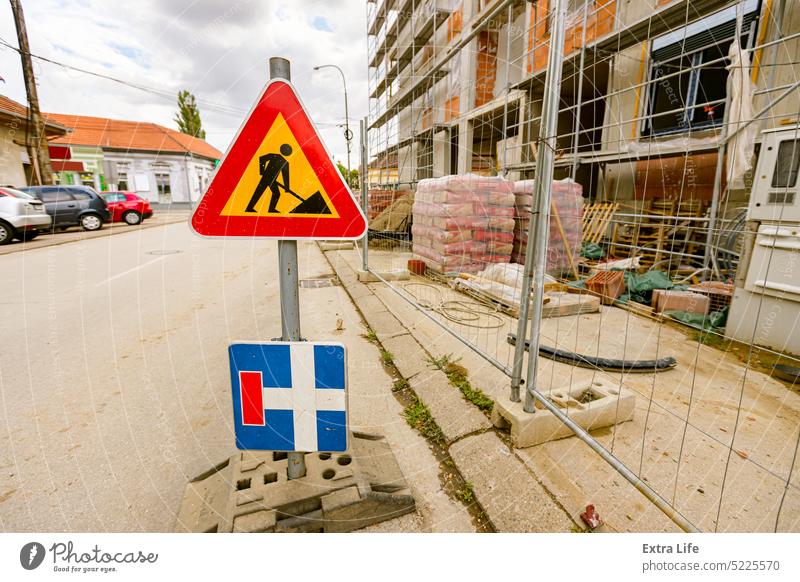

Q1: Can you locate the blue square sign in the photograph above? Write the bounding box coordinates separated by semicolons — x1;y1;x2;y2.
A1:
228;341;348;452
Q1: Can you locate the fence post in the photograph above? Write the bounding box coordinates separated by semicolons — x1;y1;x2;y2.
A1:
523;0;568;412
509;0;569;407
360;117;369;272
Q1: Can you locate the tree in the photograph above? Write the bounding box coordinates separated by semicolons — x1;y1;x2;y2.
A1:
174;90;206;139
336;161;359;190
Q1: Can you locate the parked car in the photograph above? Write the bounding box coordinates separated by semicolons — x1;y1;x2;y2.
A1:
0;186;52;245
21;185;111;232
101;191;153;225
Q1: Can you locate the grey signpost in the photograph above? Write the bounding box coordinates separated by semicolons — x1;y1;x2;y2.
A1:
269;56;307;480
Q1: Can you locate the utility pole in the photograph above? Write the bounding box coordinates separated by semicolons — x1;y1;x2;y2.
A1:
10;0;53;185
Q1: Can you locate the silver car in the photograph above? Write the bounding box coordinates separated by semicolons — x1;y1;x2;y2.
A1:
0;186;52;245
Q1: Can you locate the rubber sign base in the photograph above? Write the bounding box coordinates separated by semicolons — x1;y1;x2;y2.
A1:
175;432;415;533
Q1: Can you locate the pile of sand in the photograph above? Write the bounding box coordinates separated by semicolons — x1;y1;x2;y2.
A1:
370;193;413;231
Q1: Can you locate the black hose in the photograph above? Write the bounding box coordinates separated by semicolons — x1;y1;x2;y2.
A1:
507;333;677;373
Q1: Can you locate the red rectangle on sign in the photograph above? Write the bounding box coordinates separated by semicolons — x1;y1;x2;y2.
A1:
239;371;264;426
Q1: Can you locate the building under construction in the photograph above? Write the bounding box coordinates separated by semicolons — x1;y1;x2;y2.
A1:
365;0;800;355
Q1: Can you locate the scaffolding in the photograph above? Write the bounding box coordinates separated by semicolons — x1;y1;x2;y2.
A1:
362;0;800;533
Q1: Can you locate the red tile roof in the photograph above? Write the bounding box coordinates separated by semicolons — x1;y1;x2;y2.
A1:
0;94;68;135
45;112;222;161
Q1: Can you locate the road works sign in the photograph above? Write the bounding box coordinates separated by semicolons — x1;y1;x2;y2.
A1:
190;79;367;239
228;342;348;452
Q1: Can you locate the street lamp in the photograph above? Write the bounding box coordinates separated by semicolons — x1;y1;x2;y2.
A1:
313;64;352;185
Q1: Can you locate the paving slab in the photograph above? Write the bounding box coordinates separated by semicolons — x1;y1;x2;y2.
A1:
362;308;406;341
449;432;576;532
381;333;438;380
410;374;491;443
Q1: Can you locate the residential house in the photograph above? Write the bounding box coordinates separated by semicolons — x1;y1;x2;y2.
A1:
45;113;222;203
0;94;68;186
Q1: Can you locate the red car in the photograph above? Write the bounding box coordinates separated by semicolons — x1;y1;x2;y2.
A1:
101;191;153;225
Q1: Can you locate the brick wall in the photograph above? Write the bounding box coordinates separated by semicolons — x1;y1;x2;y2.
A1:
527;0;617;75
475;30;499;107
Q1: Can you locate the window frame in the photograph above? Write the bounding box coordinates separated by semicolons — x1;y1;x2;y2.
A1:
641;7;759;137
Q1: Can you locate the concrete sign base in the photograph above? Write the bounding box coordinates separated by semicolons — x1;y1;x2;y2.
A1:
492;379;635;448
175;432;415;532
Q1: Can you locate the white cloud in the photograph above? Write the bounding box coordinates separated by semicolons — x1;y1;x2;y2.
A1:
0;0;367;166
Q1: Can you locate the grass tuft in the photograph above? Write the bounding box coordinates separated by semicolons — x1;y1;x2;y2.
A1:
455;482;475;504
361;328;378;343
429;354;494;412
402;399;444;444
392;378;409;392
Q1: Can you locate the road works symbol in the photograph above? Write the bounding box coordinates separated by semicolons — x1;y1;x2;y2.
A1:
228;342;348;452
190;79;367;239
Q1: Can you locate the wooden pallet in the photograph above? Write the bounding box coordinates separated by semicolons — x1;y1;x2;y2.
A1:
582;202;619;244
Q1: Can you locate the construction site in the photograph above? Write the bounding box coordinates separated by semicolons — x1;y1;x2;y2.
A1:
340;0;800;532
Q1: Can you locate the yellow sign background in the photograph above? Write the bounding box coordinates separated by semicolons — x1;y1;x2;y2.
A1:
220;112;339;218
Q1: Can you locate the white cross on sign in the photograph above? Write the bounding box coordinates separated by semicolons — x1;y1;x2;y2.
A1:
260;343;345;451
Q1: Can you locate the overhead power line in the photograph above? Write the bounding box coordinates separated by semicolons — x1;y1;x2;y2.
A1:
0;36;248;117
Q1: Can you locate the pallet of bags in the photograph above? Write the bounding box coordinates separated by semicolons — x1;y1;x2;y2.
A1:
411;174;515;276
512;178;583;277
472;175;515;270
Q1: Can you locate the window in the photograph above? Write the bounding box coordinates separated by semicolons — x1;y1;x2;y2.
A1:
643;3;759;136
118;173;128;190
71;191;91;200
104;193;127;203
771;139;800;188
38;189;70;203
155;172;171;200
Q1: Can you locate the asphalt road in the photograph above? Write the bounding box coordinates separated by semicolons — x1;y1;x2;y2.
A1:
0;212;188;256
0;220;472;532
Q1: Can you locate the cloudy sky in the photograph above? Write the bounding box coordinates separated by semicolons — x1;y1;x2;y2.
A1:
0;0;368;164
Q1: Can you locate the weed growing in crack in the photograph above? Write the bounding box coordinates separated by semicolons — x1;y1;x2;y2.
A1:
380;350;394;365
392;378;409;392
361;328;378;343
428;354;494;413
455;481;475;504
402;398;444;444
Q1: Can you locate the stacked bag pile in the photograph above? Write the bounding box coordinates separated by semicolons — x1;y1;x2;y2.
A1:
512;178;583;276
411;174;515;275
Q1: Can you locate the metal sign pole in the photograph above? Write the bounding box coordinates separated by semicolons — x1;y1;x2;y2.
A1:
270;56;306;480
360;117;369;272
522;0;568;413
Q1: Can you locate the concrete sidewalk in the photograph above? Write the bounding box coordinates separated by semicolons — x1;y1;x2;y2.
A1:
323;246;578;533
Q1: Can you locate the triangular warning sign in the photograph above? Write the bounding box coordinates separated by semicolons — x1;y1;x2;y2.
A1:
190;79;367;239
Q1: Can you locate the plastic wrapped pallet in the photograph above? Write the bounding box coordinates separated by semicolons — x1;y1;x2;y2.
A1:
512;178;583;276
411;174;515;276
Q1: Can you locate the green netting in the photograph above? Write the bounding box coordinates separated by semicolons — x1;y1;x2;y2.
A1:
664;306;729;330
581;242;604;259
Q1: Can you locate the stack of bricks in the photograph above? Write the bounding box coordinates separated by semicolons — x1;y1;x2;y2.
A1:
368;189;412;220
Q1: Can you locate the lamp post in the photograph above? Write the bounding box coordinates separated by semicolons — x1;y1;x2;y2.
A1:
313;64;352;186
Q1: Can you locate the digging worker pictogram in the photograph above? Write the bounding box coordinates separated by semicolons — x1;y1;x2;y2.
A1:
246;143;293;213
